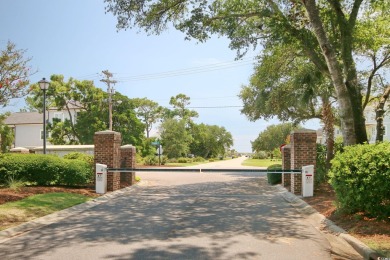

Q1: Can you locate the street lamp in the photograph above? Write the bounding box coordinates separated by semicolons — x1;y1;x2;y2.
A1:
38;78;49;154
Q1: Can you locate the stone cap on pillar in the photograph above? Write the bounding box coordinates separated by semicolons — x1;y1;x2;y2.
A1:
95;130;121;135
121;144;136;150
291;128;317;134
282;144;291;150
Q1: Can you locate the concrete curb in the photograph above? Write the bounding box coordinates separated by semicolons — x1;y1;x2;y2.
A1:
276;185;381;260
0;183;141;244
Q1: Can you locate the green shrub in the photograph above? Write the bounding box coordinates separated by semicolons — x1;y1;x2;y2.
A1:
144;155;158;166
329;142;390;219
178;157;192;163
136;153;143;164
252;151;268;159
167;158;178;163
267;164;282;185
160;156;167;165
0;154;93;186
64;152;94;166
59;159;94;185
193;156;205;162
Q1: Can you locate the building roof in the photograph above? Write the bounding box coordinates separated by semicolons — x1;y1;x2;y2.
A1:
4;112;42;125
48;100;83;111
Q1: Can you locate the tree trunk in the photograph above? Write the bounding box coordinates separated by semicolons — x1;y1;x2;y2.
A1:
376;85;390;142
321;97;335;169
302;0;367;145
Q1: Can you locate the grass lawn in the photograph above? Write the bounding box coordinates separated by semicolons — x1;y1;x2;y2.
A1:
0;192;92;231
242;158;282;168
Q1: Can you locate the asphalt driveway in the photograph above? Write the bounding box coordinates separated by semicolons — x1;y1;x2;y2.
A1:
0;157;341;259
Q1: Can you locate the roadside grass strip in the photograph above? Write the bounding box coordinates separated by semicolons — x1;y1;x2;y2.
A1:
242;159;282;168
0;192;91;231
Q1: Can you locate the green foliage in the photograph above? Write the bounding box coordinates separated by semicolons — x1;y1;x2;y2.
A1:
136;153;143;164
329;142;390;219
5;174;25;191
0;193;91;219
316;144;327;185
267;164;282;185
252;123;298;152
177;157;192;163
160;156;167;165
144;155;158;166
139;137;157;157
168;94;198;122
0;41;32;107
0;113;13;152
272;148;282;159
167;158;177;163
27;74;144;146
252;151;268;159
63;152;94;166
189;123;233;158
104;0;390;145
0;154;93;186
239;43;331;124
193;156;205;162
133;98;163;138
160;119;192;158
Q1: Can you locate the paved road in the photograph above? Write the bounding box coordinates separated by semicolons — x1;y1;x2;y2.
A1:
0;157;338;259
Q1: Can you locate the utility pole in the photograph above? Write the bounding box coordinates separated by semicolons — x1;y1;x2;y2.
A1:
100;70;117;131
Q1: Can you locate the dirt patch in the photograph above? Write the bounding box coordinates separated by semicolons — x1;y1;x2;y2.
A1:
302;182;390;257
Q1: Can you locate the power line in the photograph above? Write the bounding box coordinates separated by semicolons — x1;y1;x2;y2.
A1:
76;56;256;82
115;58;254;82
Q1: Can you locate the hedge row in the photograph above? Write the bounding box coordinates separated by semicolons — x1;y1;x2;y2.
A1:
329;142;390;219
0;153;93;186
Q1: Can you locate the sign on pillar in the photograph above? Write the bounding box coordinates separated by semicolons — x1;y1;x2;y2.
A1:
302;165;314;197
96;163;107;194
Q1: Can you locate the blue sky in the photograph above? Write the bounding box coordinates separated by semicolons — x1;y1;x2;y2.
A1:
0;0;319;152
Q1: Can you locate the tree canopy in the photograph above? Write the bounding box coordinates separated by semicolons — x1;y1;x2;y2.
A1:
252;123;298;152
27;75;144;146
133;97;163;138
159;94;233;158
0;41;33;107
105;0;390;146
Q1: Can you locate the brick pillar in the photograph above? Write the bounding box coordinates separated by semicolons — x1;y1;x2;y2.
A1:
94;130;122;191
120;145;136;186
290;129;317;195
282;144;291;191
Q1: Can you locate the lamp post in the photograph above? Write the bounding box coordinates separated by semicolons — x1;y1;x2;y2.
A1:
38;78;49;154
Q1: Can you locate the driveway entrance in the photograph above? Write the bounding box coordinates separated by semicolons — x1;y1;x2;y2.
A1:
0;157;339;259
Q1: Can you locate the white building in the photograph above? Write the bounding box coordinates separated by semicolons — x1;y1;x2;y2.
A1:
4;102;81;149
364;105;390;143
4;112;44;149
318;103;390;144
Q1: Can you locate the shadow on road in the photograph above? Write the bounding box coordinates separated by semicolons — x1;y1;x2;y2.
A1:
0;176;328;259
